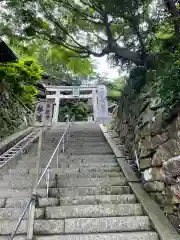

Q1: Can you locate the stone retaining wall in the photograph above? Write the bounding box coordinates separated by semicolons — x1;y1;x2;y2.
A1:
0;127;34;155
0;93;33;140
112;84;180;231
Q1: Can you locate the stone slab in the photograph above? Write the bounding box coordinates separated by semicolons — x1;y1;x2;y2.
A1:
57;177;127;187
6;198;31;208
33;220;64;234
49;186;131;197
68;155;116;162
8;169;29;176
60;194;136;206
69;163;119;168
0;219;64;235
0;208;44;219
38;198;59;207
79;167;121;173
45;203;143;219
0;179;56;189
0;237;26;240
30;168;79;175
34;232;159;240
56;172;123;178
65;216;151;233
0;220;27;234
0;189;46;198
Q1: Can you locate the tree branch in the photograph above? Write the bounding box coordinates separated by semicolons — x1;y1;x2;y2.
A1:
103;13;114;43
92;32;108;43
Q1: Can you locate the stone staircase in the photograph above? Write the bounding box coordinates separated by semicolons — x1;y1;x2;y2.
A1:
0;122;161;239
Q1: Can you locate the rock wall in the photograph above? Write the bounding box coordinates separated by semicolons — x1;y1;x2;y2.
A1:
113;83;180;230
0;93;33;140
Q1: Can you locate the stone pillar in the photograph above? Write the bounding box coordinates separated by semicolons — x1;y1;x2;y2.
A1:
52;91;60;124
92;89;98;122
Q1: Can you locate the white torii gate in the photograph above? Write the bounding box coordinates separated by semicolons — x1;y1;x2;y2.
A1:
44;84;109;124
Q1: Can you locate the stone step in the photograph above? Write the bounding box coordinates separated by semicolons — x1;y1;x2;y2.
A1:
16;162;119;169
66;146;111;150
0;216;152;235
0;236;26;239
58;194;137;206
69;163;119;168
66;138;107;142
0;186;131;198
16;155;117;165
57;177;127;187
5;198;32;208
56;171;123;178
29;167;121;175
8;169;29;176
48;186;131;197
0;177;126;189
34;232;159;240
79;166;121;172
0;189;46;198
21;168;80;176
38;198;59;207
66;150;113;155
0;219;64;235
0;208;44;220
45;203;143;219
0;232;159;240
0;179;56;189
3;171;124;181
67;142;110;146
64;216;152;234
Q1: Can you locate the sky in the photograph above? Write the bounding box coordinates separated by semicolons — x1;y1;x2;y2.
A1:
92;56;120;80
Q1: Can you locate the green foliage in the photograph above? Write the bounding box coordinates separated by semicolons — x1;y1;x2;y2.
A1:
9;40;94;80
105;78;125;101
58;101;90;121
48;46;94;76
150;22;176;52
0;58;42;108
0;0;159;65
154;48;180;108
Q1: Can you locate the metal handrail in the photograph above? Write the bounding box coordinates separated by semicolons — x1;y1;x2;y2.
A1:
0;128;40;170
9;118;72;240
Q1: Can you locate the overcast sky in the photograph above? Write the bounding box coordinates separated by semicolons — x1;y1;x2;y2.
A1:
92;56;120;80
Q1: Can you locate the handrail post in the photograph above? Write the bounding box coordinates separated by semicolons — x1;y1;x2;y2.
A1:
62;136;65;153
27;196;36;240
46;167;50;198
57;146;60;168
66;131;68;142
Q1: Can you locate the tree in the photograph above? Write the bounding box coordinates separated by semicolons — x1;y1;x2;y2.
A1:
164;0;180;41
8;38;94;80
2;0;165;68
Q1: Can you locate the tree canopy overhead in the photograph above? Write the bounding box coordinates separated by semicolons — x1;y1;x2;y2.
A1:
2;0;179;69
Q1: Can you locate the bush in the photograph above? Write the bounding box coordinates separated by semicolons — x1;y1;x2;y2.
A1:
0;58;42;108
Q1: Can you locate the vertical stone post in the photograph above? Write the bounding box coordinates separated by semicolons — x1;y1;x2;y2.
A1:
52;91;60;124
92;88;98;122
